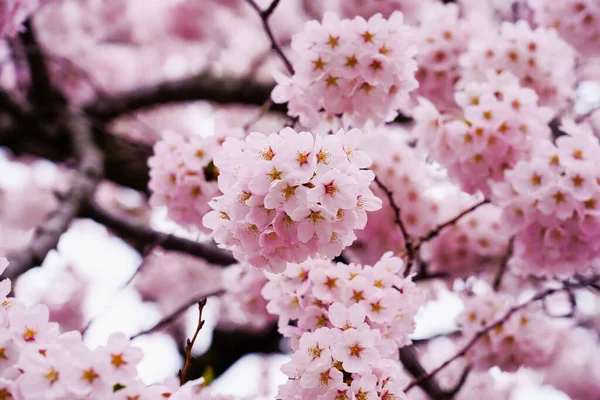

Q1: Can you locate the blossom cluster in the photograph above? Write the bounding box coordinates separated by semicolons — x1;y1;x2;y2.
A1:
0;257;220;399
460;21;576;109
421;195;511;280
529;0;600;57
339;0;431;22
263;254;423;400
492;120;600;277
348;126;439;265
203;127;382;271
262;253;424;350
148;123;243;232
413;2;470;110
414;71;552;195
272;12;418;129
218;264;276;331
457;286;564;372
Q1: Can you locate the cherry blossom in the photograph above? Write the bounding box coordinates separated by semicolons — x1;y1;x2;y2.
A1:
414;70;553;195
460;20;577;109
493;120;600;277
529;0;600;57
204;127;381;271
272;11;418;129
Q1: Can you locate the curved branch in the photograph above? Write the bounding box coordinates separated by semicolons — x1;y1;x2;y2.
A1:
400;346;451;400
81;200;237;266
6;111;104;280
84;72;278;121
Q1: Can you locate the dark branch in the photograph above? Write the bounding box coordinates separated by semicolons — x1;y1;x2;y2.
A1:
373;176;415;270
493;237;514;291
19;19;63;106
6;111;104;280
0;126;153;193
446;365;471;397
84;72;277;121
81;200;237;266
400;346;451;400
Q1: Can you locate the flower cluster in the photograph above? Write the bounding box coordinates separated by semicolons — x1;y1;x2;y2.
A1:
148;123;243;231
218;264;276;331
263;254;423;400
460;21;577;109
413;2;470;110
348;126;439;265
492;120;600;277
414;71;553;195
457;286;563;372
339;0;430;22
203;127;382;271
272;12;418;129
421;194;511;280
0;257;219;399
262;253;424;349
529;0;600;57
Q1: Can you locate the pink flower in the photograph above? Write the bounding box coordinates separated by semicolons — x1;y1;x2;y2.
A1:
328;302;366;330
97;332;143;381
331;328;380;373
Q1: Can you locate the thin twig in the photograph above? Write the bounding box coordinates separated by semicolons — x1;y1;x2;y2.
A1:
446;365;472;397
245;0;294;75
131;291;223;340
373;176;414;271
404;279;596;392
180;299;208;385
414;199;490;253
81;200;237;266
493;236;514;291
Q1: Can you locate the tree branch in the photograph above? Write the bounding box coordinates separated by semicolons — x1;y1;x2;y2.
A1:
400;346;451;400
403;279;597;392
180;299;208;385
6;110;104;280
413;199;490;253
19;19;63;106
373;176;415;270
84;72;277;121
131;290;223;340
81;200;237;266
245;0;294;75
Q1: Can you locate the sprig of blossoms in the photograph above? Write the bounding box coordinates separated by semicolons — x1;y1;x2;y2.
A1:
263;254;423;400
529;0;600;57
492;120;600;277
0;257;223;399
413;2;470;111
414;70;553;195
457;285;565;372
460;20;576;109
272;12;418;129
148;123;243;232
203;127;382;271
